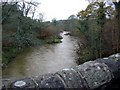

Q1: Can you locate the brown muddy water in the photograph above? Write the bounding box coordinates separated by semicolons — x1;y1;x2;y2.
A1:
2;31;79;79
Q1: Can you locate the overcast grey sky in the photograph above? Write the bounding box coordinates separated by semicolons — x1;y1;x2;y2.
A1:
33;0;89;21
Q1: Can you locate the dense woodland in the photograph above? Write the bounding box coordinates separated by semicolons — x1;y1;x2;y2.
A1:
2;1;120;67
76;1;120;63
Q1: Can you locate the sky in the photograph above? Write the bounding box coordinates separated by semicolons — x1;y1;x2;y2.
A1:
32;0;89;21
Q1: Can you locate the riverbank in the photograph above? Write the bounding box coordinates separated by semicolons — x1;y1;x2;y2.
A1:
2;31;78;78
68;29;120;65
2;34;62;69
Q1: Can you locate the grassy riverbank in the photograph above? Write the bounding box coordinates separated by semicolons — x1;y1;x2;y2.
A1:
2;35;62;68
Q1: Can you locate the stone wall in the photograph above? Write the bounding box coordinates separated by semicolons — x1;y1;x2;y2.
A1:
2;53;120;89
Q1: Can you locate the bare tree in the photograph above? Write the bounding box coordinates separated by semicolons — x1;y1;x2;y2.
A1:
17;0;40;17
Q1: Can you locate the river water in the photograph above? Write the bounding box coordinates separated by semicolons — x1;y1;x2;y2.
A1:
3;31;79;79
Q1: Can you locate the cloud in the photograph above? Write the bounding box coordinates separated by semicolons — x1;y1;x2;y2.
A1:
34;0;89;21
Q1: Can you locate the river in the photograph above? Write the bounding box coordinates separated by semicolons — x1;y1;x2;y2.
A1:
3;31;79;79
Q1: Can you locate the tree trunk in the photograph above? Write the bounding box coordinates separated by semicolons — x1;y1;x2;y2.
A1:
113;1;120;52
100;27;102;58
